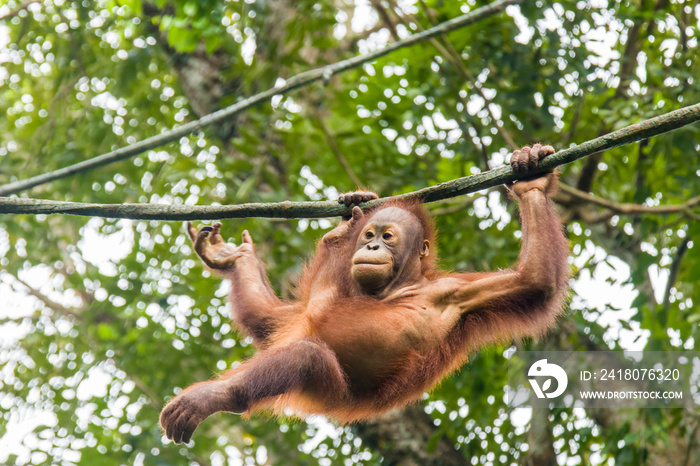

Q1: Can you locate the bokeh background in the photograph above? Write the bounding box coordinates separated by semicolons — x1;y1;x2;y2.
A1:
1;0;699;464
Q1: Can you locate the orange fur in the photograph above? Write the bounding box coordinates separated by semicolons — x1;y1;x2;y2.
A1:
228;196;567;423
160;182;569;444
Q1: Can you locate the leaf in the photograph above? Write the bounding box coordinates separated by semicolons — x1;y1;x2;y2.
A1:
542;378;552;392
97;323;119;340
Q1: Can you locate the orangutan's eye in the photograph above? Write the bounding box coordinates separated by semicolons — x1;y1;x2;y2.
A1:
383;232;393;240
365;231;374;239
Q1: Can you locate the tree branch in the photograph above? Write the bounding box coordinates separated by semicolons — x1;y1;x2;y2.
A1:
4;272;81;318
409;0;518;149
524;406;557;466
576;1;656;192
315;114;364;187
0;0;519;197
429;191;488;216
127;372;162;410
684;417;700;466
558;183;700;216
0;102;698;220
370;0;401;41
662;236;690;312
353;404;465;465
0;0;39;22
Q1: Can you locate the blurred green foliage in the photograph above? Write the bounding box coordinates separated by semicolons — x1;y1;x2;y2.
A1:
0;0;699;464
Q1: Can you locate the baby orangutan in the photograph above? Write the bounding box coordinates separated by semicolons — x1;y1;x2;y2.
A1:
160;144;569;444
